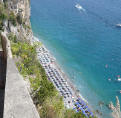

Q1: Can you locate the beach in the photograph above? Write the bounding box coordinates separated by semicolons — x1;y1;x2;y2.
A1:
31;0;121;117
33;36;93;117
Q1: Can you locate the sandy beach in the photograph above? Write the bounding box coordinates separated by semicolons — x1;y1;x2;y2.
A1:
32;36;93;117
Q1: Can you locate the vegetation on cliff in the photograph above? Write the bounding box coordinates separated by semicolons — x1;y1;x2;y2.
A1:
9;33;96;118
0;2;97;118
0;3;16;28
0;2;28;31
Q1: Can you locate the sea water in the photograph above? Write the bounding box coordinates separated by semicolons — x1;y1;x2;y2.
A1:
30;0;121;117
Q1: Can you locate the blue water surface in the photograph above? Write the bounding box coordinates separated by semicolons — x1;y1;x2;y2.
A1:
30;0;121;117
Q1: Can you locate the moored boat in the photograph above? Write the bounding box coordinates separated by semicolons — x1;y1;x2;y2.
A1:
116;77;121;82
116;24;121;27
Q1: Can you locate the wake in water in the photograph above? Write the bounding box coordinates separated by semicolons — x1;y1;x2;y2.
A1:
75;3;86;12
75;2;117;28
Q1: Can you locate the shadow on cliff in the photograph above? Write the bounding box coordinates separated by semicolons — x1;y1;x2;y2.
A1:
0;55;7;118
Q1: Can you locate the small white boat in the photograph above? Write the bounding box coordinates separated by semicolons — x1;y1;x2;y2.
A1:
116;24;121;27
117;78;121;82
75;4;85;11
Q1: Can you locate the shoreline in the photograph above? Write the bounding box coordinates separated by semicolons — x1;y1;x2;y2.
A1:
33;36;94;117
33;37;81;98
33;38;80;96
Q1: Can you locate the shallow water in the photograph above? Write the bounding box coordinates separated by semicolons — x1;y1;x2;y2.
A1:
30;0;121;117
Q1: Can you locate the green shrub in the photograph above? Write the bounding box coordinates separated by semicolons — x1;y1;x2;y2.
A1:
0;21;3;31
11;39;57;103
9;12;17;26
16;13;22;25
8;33;17;42
39;95;64;118
64;109;87;118
0;3;8;20
0;12;8;20
10;36;97;118
0;3;8;31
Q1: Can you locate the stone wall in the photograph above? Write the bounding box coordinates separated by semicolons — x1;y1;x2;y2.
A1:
4;58;40;118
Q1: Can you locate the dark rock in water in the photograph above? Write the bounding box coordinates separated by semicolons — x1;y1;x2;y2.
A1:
95;109;102;116
106;104;110;109
98;101;104;106
76;89;80;92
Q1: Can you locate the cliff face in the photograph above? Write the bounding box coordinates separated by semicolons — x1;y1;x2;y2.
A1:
0;1;41;118
6;0;30;23
1;0;33;43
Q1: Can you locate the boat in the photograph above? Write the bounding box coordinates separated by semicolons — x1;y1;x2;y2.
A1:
117;78;121;82
108;78;111;81
75;4;85;11
116;24;121;27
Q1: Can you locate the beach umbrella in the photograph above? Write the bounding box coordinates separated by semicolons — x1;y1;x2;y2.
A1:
82;111;88;117
84;105;88;109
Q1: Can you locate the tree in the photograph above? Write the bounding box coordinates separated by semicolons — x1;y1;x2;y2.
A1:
9;12;17;26
16;13;22;25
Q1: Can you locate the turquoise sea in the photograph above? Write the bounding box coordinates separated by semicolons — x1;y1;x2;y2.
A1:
30;0;121;117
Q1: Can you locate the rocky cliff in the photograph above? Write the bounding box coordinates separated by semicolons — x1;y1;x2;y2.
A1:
1;0;33;44
0;1;41;118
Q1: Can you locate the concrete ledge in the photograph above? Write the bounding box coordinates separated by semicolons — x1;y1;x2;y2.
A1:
3;58;40;118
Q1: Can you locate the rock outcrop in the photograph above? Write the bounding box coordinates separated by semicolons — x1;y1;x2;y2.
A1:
0;1;40;118
109;96;121;118
2;0;34;43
